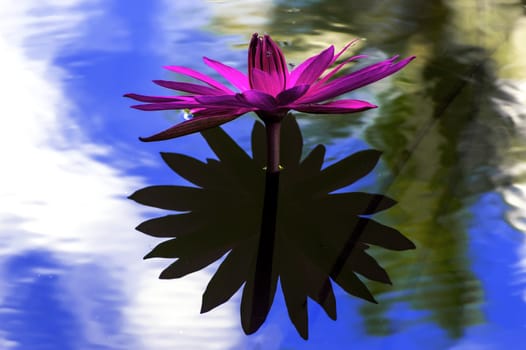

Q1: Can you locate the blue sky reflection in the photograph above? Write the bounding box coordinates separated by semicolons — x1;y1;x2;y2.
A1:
0;1;243;349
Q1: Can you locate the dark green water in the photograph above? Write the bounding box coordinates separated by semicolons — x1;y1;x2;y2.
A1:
203;0;526;345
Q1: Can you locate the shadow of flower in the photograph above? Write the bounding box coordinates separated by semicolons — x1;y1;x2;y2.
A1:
129;115;415;339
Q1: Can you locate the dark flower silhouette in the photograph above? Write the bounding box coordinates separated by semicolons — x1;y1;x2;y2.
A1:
129;116;415;339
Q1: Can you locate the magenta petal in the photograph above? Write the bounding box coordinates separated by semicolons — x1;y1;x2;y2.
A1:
131;101;199;111
292;99;377;114
139;114;241;141
240;90;277;109
192;106;251;118
288;45;335;87
163;65;233;93
315;55;368;87
300;56;416;103
276;85;310;106
124;93;187;103
248;34;288;92
331;39;360;64
203;57;249;91
295;46;335;86
195;94;252;108
287;56;316;87
248;33;260;88
153;80;224;95
262;35;288;89
250;68;280;96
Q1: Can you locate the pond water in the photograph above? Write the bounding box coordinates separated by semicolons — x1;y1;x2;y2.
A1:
1;0;526;349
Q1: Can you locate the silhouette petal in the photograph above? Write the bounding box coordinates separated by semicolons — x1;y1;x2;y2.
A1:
281;268;309;339
318;193;397;215
359;220;416;251
240;262;279;335
279;236;338;339
349;248;392;285
129;186;208;211
332;270;377;304
201;239;257;313
201;126;263;190
299;144;326;174
136;213;205;238
160;152;217;189
250;121;266;166
312;149;383;194
280;113;303;168
159;250;226;279
143;238;180;259
305;271;336;321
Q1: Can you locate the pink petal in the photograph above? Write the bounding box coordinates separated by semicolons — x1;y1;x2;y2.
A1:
315;55;368;87
262;35;288;89
300;56;415;103
248;33;287;92
331;39;360;64
276;84;310;106
192;106;252;118
240;90;277;110
124;93;188;103
195;94;253;108
153;80;225;95
248;33;260;87
131;101;200;111
250;68;281;96
291;99;377;114
139;114;242;141
203;57;249;91
163;65;234;93
288;45;335;87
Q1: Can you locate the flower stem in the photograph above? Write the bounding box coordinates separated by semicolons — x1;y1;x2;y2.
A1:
249;169;280;331
264;120;281;173
247;120;281;332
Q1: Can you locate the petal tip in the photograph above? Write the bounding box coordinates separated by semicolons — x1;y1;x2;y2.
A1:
138;136;154;142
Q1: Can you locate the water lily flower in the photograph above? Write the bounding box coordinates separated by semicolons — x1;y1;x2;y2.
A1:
126;35;417;338
125;33;414;143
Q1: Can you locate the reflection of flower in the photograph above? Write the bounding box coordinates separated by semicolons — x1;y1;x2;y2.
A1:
125;33;414;141
129;116;415;339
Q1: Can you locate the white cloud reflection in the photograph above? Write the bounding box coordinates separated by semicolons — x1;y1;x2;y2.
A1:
497;80;526;308
494;15;526;305
0;1;241;349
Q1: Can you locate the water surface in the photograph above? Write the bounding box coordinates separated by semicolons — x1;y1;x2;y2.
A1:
1;0;525;349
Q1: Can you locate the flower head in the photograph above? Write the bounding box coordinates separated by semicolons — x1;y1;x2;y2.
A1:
125;33;415;141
